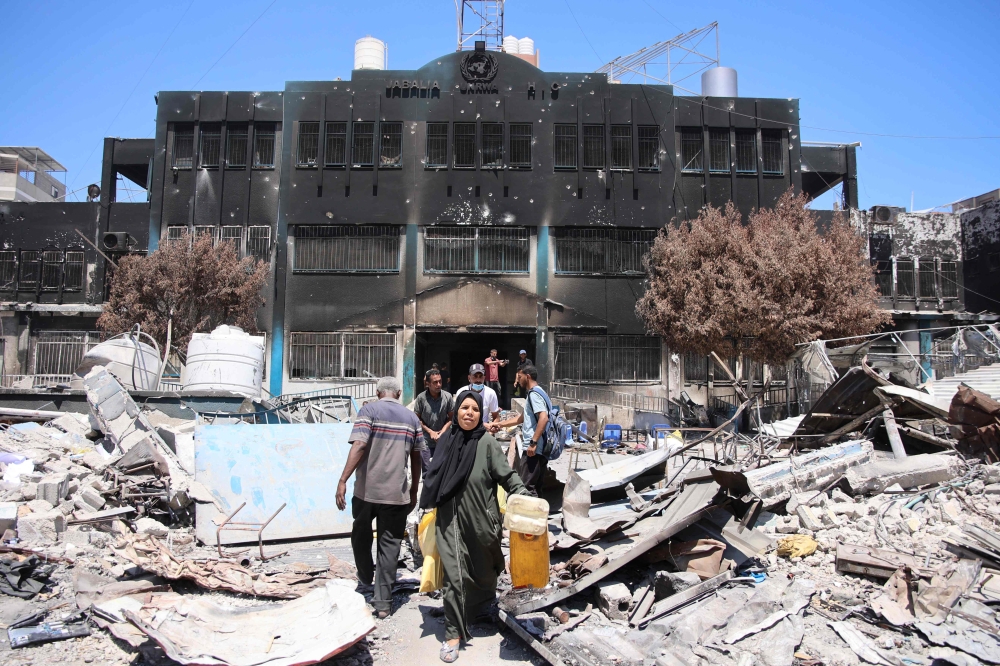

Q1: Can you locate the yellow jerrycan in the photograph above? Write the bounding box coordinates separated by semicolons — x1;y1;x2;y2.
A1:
504;495;550;589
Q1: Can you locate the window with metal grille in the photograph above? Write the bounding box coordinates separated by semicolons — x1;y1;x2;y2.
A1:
247;226;271;262
709;129;730;173
918;257;936;298
289;331;395;379
684;351;708;383
219;226;242;253
41;250;63;290
583;125;605;169
680;128;703;173
0;251;16;290
64;251;84;290
352;122;374;167
194;226;215;244
379;122;402;167
610;126;631;170
554;125;578;169
293;226;401;273
896;258;914;297
940;261;959;298
253;123;276;168
297;122;320;166
166;226;188;244
325;122;347;167
200;125;221;168
637;126;659;171
482;123;503;168
761;129;783;175
554;335;660;382
226;124;248;168
424;226;529;274
554;228;656;275
454;123;476;168
874;260;893;297
735;130;756;173
426;123;448;168
509;123;532;168
172;125;194;168
32;331;105;375
19;251;40;288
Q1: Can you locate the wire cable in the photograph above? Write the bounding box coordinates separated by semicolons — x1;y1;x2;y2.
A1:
641;0;686;35
562;0;604;66
191;0;280;88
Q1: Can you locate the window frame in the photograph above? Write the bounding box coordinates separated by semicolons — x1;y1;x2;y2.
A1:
610;125;632;171
508;123;532;169
554;334;661;384
288;331;397;380
352;122;375;168
172;125;194;169
40;250;64;291
481;123;504;169
425;122;448;169
324;122;347;168
761;129;784;176
554;228;656;276
708;128;731;174
63;249;85;291
296;121;320;168
554;124;578;170
423;226;530;275
940;260;959;299
252;122;277;169
453;122;476;169
582;125;605;170
0;251;17;291
679;128;703;174
19;251;40;289
637;125;660;172
292;225;402;274
734;129;757;174
379;122;403;168
199;124;222;169
226;124;249;169
896;257;915;298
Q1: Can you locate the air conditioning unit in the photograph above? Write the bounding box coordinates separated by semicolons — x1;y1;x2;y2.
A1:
870;205;904;224
102;232;132;251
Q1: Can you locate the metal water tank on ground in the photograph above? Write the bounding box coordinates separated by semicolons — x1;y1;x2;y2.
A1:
354;36;386;70
72;333;160;391
183;325;265;397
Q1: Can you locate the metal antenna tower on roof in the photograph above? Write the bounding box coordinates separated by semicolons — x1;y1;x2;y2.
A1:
596;22;720;94
455;0;505;51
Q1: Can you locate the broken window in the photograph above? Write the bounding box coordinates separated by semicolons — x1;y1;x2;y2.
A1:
424;226;529;274
761;129;783;175
0;251;17;290
172;125;194;169
735;130;756;173
41;250;63;291
918;257;937;298
379;122;402;167
554;228;656;275
611;125;632;170
940;261;959;298
226;124;248;168
351;122;374;167
637;126;659;171
200;125;221;168
509;123;532;168
680;128;703;173
481;123;503;168
683;352;709;383
293;225;401;273
247;226;271;262
453;123;476;168
296;122;320;167
554;335;660;383
289;332;395;379
896;258;914;297
873;261;893;297
583;125;605;169
554;125;577;169
19;251;40;289
425;123;448;168
63;251;84;290
325;122;347;167
709;129;730;173
253;123;276;168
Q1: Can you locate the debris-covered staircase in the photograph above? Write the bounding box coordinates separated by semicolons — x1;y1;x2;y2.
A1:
926;362;1000;402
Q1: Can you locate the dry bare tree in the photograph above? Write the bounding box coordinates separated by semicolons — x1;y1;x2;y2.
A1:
97;232;269;353
637;190;891;364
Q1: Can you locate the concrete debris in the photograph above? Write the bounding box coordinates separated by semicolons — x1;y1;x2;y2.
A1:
845;453;964;494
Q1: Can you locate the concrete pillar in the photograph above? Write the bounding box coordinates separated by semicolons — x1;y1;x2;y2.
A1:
898;321;921;385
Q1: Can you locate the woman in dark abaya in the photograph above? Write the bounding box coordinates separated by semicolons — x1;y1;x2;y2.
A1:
419;390;528;663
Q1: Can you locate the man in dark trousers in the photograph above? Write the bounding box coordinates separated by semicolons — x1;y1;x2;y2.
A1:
413;368;454;469
336;376;425;618
513;349;532;398
484;349;507;406
487;365;550;496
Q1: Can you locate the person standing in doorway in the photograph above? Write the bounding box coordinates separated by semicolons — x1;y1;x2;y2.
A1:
414;368;455;468
484;349;507;406
513;350;533;398
454;364;500;423
487;365;550;497
439;363;451;392
335;377;425;619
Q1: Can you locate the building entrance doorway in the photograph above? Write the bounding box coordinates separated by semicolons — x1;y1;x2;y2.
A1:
415;332;536;410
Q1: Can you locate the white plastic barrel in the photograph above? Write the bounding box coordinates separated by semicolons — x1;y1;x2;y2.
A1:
182;325;265;397
503;35;520;53
517;37;535;55
74;337;161;390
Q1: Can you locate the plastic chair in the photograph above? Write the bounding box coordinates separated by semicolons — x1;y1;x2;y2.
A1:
650;424;672;450
601;424;622;449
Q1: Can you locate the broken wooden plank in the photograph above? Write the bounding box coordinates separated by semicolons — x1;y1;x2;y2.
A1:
637;570;734;629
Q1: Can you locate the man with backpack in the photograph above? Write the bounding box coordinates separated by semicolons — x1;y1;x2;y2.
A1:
487;364;553;497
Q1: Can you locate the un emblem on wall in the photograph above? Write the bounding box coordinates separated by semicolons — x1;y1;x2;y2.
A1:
460;52;498;83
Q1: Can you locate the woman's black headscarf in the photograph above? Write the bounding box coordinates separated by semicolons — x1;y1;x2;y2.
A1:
419;390;486;509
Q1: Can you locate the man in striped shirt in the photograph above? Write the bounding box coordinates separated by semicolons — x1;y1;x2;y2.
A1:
337;376;425;618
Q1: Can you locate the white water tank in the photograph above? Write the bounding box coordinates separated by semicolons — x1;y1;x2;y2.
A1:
183;325;265;397
73;337;161;391
517;37;535;55
702;67;738;97
354;36;387;70
503;35;520;53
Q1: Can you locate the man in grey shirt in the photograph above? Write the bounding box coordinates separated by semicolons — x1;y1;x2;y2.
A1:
413;368;454;468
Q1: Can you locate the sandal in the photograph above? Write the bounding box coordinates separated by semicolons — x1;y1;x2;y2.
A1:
439;641;460;663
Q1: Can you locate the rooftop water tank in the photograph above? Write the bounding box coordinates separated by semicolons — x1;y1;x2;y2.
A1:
72;332;161;391
354;36;386;70
517;37;535;55
183;325;265;397
503;35;520;53
701;67;738;97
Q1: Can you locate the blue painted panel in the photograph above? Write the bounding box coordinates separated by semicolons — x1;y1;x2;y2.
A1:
194;422;356;544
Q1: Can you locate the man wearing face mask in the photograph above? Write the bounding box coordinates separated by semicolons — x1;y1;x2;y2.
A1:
454;364;501;423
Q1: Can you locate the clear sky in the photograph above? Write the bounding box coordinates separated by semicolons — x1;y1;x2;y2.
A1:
1;0;997;210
